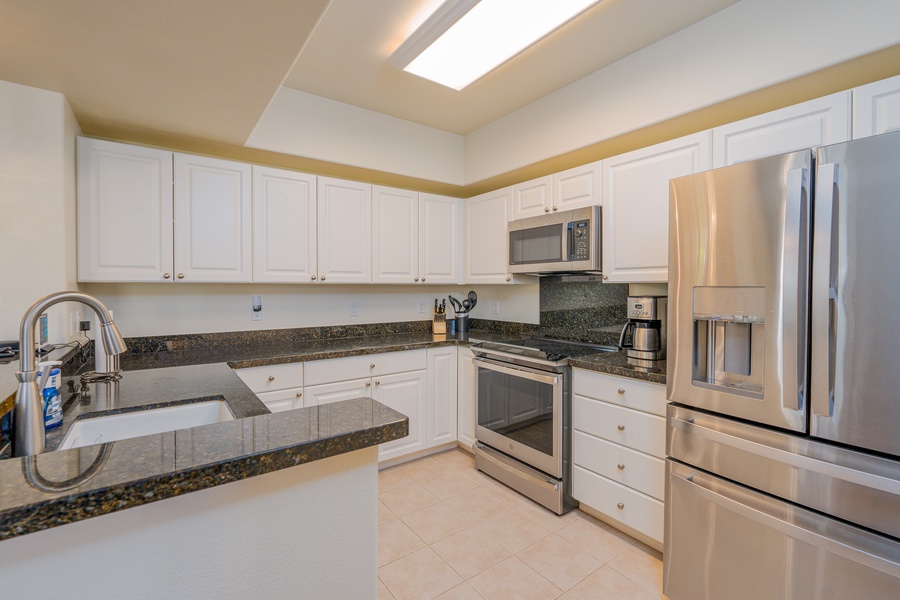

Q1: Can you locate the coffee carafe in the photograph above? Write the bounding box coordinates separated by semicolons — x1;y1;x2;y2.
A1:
618;296;667;362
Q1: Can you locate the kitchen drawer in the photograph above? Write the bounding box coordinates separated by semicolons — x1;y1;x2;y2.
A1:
256;387;303;412
573;394;666;457
304;350;426;386
235;362;304;393
573;369;666;416
573;430;665;500
573;465;664;545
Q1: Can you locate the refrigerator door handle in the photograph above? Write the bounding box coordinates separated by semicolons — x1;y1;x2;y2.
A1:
812;162;838;417
782;167;808;410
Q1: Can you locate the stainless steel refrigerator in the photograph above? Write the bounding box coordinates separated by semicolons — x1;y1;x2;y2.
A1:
665;131;900;599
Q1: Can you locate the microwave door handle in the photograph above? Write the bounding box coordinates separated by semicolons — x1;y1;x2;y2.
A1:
566;221;575;260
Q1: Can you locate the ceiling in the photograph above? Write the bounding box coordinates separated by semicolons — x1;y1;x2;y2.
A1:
0;0;737;145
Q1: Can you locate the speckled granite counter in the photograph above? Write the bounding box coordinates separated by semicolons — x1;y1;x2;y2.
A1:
569;352;666;385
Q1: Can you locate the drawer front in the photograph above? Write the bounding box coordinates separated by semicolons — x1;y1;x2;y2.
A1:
573;430;665;500
235;362;304;393
304;350;426;386
573;394;666;457
573;368;666;416
304;378;372;406
574;465;664;545
256;388;303;412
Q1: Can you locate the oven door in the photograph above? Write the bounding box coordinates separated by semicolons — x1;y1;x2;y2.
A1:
474;357;563;478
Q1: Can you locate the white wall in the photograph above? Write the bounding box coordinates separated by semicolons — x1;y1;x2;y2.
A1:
465;0;900;182
0;80;81;343
80;282;539;337
246;87;465;185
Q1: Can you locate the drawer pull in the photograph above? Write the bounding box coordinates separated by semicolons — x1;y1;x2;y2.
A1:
365;382;371;388
618;388;625;395
375;380;381;385
268;375;275;382
617;502;625;510
617;424;625;432
617;463;625;471
296;392;302;398
370;363;375;369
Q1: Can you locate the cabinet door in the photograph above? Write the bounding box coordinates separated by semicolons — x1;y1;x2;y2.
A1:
304;378;372;407
465;187;513;284
553;161;601;212
426;347;458;448
372;185;418;284
317;177;372;283
252;166;317;283
374;370;427;462
511;175;552;220
713;92;851;168
457;347;476;450
174;153;252;282
852;74;900;139
77;138;174;282
419;193;464;284
603;132;711;283
256;388;304;412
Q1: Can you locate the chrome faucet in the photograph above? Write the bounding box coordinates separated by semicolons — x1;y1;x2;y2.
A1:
13;291;126;457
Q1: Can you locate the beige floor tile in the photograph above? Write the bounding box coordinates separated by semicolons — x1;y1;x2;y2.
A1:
513;502;582;531
379;500;399;525
402;502;472;544
433;448;476;470
380;481;442;516
379;547;463;600
378;576;396;600
378;519;427;567
476;508;553;553
419;468;482;500
444;486;509;523
379;466;416;493
398;455;447;481
432;525;511;579
567;565;658;600
516;533;602;591
435;581;485;600
607;542;663;596
556;513;635;563
469;556;564;600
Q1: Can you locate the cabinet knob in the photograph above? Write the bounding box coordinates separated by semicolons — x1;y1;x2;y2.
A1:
618;388;625;395
163;273;171;279
268;375;275;382
177;273;185;279
552;206;558;211
375;380;380;385
602;274;608;281
415;277;419;282
370;363;375;369
365;381;371;387
544;207;550;213
311;275;317;281
320;276;326;281
617;502;625;510
617;424;625;432
506;276;511;282
421;278;425;282
617;463;625;471
296;392;302;398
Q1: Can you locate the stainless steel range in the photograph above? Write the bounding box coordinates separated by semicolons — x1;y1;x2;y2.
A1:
472;337;612;514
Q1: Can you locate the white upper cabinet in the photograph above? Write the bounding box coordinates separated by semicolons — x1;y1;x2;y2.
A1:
174;153;252;282
317;176;372;284
77;138;174;282
853;74;900;139
419;193;464;285
512;175;552;220
603;132;711;283
252;166;317;283
712;92;851;168
553;161;602;212
373;185;419;284
465;187;514;284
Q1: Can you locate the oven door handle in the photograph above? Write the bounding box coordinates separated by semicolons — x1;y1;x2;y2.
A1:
473;357;561;385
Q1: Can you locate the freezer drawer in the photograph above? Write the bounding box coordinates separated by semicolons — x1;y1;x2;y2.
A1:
664;460;900;600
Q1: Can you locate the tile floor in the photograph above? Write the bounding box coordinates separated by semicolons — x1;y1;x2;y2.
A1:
377;448;666;600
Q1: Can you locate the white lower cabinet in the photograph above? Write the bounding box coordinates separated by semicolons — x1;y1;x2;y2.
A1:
256;388;305;413
373;370;428;461
572;368;667;549
426;347;457;448
457;346;476;450
234;362;305;413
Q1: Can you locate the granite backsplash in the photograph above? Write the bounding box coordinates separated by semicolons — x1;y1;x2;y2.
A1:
537;276;629;344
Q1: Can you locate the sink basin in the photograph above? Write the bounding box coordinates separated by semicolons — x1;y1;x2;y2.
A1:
57;401;235;451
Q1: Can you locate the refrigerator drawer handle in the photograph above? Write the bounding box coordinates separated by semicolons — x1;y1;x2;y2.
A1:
811;162;838;418
781;167;809;411
669;464;900;578
670;415;900;495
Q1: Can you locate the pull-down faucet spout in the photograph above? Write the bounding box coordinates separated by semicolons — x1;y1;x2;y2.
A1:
12;291;126;457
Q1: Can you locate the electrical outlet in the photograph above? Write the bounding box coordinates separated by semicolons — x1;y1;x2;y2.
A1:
251;295;263;321
349;301;360;317
492;300;500;315
417;300;426;314
79;321;91;332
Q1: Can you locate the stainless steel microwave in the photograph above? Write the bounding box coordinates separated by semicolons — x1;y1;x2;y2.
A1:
508;206;601;274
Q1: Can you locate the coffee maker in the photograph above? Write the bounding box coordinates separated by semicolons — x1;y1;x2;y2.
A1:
618;296;667;364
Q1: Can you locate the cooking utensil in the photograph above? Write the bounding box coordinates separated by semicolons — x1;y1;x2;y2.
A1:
462;299;472;311
448;296;464;314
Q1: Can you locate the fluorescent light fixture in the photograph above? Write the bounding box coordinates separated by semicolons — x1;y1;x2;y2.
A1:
389;0;602;91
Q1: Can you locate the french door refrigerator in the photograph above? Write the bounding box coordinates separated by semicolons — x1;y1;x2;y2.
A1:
665;130;900;599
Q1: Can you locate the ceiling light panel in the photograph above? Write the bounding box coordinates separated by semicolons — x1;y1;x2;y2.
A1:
393;0;603;91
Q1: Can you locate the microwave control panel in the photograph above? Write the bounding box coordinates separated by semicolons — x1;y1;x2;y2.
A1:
568;220;591;260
